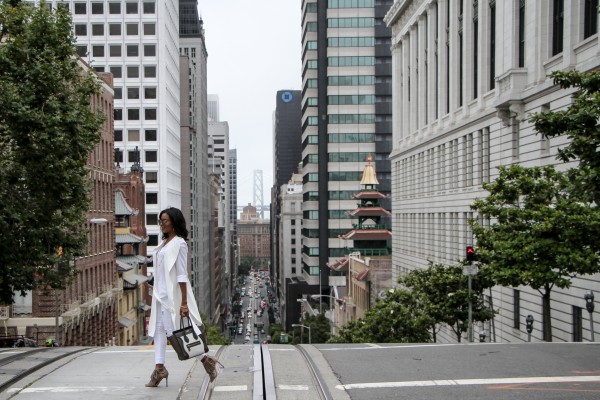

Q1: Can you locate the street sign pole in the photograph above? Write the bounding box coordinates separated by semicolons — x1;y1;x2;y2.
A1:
463;264;478;343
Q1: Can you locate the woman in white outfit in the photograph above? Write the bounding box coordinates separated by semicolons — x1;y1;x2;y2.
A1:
145;207;220;387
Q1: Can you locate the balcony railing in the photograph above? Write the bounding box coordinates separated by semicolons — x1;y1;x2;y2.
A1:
347;248;391;256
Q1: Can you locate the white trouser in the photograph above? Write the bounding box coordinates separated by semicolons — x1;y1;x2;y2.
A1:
153;301;174;365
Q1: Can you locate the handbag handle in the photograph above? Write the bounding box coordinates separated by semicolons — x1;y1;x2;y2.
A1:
180;316;199;340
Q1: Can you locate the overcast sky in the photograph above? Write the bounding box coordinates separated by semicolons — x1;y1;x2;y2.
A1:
198;1;302;216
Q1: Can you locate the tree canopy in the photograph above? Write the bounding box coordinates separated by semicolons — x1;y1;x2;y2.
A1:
470;165;600;339
0;1;104;303
531;70;600;204
400;262;495;342
329;288;433;343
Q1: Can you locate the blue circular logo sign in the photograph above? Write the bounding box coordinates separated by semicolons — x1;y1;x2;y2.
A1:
281;91;293;103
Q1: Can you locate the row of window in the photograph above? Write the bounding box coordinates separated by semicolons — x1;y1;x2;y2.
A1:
77;43;156;58
114;148;157;163
73;2;155;15
90;65;157;79
329;114;375;124
303;171;365;182
328;95;375;105
302;210;352;220
113;86;156;100
328;0;374;8
304;151;375;165
114;129;157;142
75;22;156;36
328;37;374;47
114;108;157;120
328;18;374;28
328;56;375;67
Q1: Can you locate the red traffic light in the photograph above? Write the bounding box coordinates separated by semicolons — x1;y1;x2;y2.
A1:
466;246;475;263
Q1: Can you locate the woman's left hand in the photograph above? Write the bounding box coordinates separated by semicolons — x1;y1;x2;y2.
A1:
180;304;189;317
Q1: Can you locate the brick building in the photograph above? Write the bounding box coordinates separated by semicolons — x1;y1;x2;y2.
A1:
238;204;271;268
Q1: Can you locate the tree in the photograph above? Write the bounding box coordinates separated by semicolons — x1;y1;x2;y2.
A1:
400;263;495;343
328;288;433;343
470;165;600;340
531;70;600;204
0;1;104;303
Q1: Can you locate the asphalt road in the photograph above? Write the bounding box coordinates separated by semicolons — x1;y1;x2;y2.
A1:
316;342;600;400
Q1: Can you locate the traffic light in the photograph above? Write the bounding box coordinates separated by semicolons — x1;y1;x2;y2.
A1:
466;246;475;264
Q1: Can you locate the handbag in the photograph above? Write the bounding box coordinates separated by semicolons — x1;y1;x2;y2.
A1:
168;316;209;361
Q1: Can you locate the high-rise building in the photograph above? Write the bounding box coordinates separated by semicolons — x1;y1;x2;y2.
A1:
386;1;600;343
273;90;303;189
65;0;182;256
179;0;211;318
271;89;302;308
208;121;231;324
208;94;220;122
300;1;393;298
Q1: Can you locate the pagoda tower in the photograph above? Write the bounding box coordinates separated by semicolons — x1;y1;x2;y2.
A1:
340;154;391;255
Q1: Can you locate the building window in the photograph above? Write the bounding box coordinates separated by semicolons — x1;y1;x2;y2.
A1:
126;23;138;36
145;150;157;162
109;2;121;14
291;267;296;273
126;2;138;14
144;65;156;78
146;193;158;204
147;234;159;246
127;87;140;99
113;87;122;99
109;23;121;36
92;45;105;57
127;109;140;120
144;87;157;99
91;2;103;14
114;130;123;142
512;118;520;159
146;171;158;183
127;66;139;78
551;0;564;56
126;45;139;57
458;1;464;106
145;109;157;120
584;0;598;39
573;306;583;342
114;148;123;163
513;289;520;329
472;0;478;100
145;130;157;141
74;3;86;14
76;45;87;57
144;44;156;57
110;66;122;78
127;150;140;163
518;0;525;67
109;45;122;57
143;2;156;14
146;213;158;226
128;129;140;141
143;23;156;35
114;109;123;121
74;24;87;36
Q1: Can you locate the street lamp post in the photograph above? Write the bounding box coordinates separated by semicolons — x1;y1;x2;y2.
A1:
291;324;311;344
584;290;595;342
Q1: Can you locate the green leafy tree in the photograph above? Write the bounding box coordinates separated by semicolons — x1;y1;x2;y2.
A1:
328;288;433;343
400;263;495;343
0;1;104;303
531;70;600;204
470;165;600;340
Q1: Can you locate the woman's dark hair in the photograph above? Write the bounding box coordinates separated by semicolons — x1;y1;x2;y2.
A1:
159;207;188;241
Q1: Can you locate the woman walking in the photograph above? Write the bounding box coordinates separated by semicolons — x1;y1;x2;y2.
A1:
146;207;220;387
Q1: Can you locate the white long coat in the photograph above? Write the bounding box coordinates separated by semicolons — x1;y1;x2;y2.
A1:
148;236;203;338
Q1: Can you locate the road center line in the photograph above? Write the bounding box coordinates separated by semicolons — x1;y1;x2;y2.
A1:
336;376;600;390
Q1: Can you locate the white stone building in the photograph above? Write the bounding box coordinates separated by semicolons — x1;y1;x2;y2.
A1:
59;0;182;252
386;0;600;343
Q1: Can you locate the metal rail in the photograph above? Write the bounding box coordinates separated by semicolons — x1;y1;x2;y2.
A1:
295;345;332;400
0;347;91;393
195;346;228;400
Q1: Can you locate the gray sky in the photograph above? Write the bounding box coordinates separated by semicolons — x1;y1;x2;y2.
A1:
199;1;302;214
